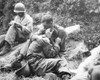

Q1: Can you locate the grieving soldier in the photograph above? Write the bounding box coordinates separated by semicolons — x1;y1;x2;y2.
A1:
0;2;33;56
17;29;70;78
1;28;71;79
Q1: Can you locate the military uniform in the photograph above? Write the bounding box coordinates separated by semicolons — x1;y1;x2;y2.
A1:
5;13;33;45
0;3;33;56
15;36;61;76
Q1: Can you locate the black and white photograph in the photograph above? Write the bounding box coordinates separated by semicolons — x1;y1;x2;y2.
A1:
0;0;100;80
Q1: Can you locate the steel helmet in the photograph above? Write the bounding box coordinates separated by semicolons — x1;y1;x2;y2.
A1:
14;2;26;13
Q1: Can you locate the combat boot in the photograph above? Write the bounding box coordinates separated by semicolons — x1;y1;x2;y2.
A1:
0;41;11;56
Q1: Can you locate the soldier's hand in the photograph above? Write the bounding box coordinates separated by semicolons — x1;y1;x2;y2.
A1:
17;24;22;30
9;21;16;25
14;23;22;30
45;28;52;38
55;37;61;44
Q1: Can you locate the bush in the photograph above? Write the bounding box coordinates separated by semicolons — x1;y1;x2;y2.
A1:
1;0;100;50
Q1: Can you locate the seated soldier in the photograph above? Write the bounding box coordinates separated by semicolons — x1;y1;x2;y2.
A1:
0;2;33;56
1;28;71;79
16;29;71;78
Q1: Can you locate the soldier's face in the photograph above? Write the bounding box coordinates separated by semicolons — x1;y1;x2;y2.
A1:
43;21;53;29
17;12;25;18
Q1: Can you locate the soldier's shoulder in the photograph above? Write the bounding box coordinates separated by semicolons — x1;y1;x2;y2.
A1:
25;13;33;22
54;24;65;31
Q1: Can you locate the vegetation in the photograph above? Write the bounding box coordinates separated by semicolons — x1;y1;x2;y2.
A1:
0;0;100;80
0;0;100;50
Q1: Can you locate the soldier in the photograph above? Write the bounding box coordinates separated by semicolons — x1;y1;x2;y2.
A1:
15;29;70;78
1;28;71;79
28;14;67;57
0;2;33;56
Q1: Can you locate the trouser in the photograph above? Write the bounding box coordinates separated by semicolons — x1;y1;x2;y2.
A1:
29;58;61;76
15;57;70;77
5;25;27;45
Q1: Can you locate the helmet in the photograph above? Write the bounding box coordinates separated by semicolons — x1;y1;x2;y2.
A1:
41;14;53;23
14;3;26;13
